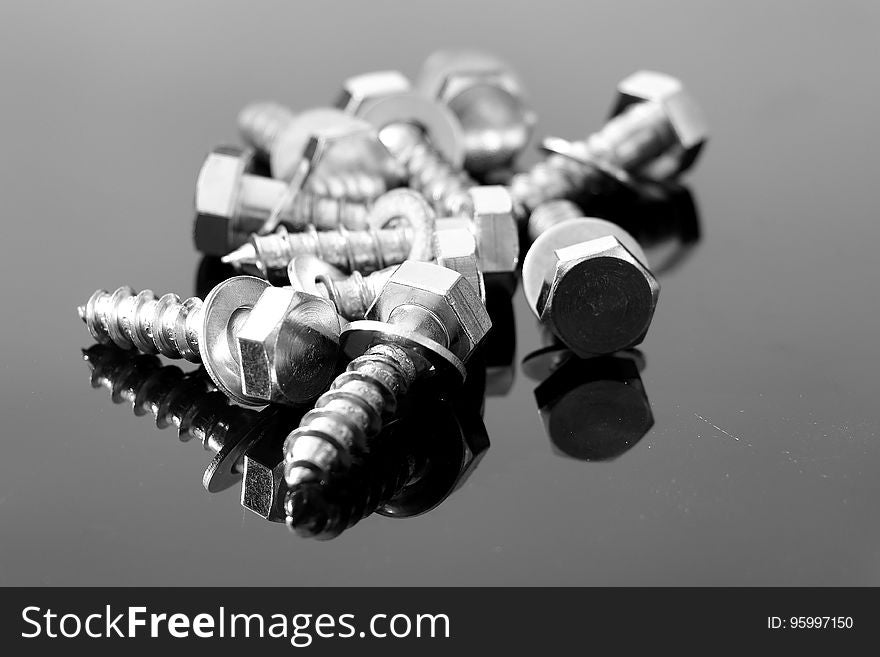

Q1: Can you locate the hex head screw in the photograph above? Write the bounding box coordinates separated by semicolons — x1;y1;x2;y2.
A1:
282;261;491;488
222;187;437;274
522;200;660;356
194;146;377;256
508;71;708;220
78;276;341;406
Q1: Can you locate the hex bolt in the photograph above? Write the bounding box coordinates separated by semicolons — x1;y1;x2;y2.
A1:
338;71;477;217
237;103;401;187
416;49;536;176
82;344;265;492
508;70;708;221
283;261;492;487
522;200;660;357
195;146;375;256
78;276;341;406
222;187;437;274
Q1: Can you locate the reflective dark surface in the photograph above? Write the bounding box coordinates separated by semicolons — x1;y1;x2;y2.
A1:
2;1;879;585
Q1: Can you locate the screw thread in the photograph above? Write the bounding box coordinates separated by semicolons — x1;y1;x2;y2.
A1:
315;268;396;320
79;287;203;362
527;199;583;242
278;189;372;232
252;225;412;273
284;450;422;539
586;100;673;172
508;153;607;222
383;125;474;216
238;102;296;154
82;344;243;450
307;171;387;203
283;343;418;486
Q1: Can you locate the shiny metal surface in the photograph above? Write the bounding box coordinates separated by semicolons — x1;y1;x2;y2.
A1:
284;262;491;489
522;211;659;356
236;286;341;405
199;276;271;407
193;146;375;255
5;0;880;586
417;48;536;175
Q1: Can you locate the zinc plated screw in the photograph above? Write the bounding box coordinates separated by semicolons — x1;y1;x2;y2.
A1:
78;276;341;406
508;70;708;221
195;146;375;256
221;188;437;274
338;72;522;272
221;225;413;276
82;344;265;492
283;261;491;488
337;70;477;217
522;200;659;357
284;214;487;321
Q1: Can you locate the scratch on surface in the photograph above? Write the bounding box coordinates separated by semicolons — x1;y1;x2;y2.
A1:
694;413;748;445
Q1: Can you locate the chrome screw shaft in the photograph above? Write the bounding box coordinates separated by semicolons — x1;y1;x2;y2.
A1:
222;225;412;274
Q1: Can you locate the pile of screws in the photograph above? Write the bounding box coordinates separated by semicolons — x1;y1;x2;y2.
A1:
78;50;707;536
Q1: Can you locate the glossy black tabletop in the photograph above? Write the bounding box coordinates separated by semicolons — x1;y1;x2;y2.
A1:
1;1;878;586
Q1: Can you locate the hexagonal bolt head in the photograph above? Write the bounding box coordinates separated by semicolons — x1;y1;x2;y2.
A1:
336;70;412;115
367;261;491;365
541;237;659;357
417;49;536;174
194;146;254;256
468;185;519;274
522;218;660;357
433;217;485;302
236;286;341;405
610;71;708;181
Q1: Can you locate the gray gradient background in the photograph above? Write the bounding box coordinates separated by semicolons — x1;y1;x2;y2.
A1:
1;0;878;585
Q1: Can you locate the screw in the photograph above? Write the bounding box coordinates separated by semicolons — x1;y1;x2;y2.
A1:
522;200;660;357
416;49;536;176
283;261;491;487
78;276;340;406
338;71;477;217
338;74;521;272
82;344;266;492
508;70;708;221
237;103;401;186
194;146;375;256
221;187;437;274
284;216;486;321
221;225;412;276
